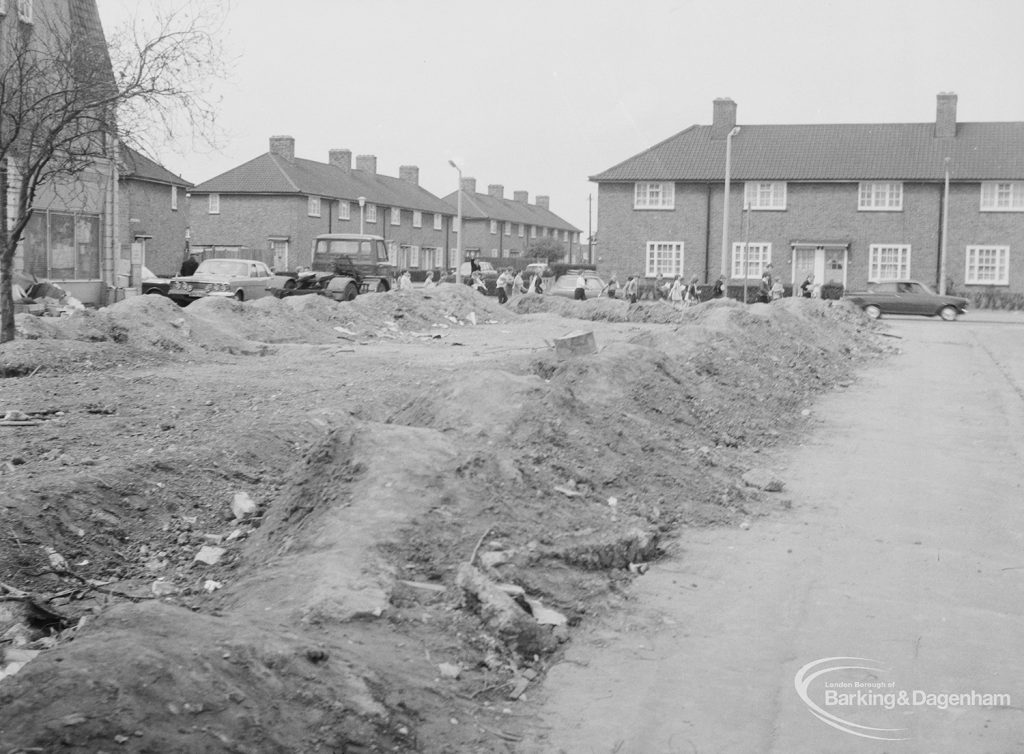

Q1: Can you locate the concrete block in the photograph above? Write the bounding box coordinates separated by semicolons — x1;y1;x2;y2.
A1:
554;330;597;360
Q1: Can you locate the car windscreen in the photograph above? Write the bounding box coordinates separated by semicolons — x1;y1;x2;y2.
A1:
196;260;248;277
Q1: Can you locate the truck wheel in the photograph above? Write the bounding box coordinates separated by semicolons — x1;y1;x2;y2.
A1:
376;280;389;293
342;282;358;301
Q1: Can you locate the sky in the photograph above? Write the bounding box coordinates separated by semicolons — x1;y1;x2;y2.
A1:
95;0;1024;237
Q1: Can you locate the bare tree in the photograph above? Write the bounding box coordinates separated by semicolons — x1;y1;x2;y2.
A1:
0;1;226;343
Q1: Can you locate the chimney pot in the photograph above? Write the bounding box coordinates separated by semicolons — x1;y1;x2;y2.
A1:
711;98;737;140
269;135;295;162
935;92;958;139
487;184;504;199
329;149;351;170
536;195;550;210
356;154;377;174
399;165;419;185
514;190;528;203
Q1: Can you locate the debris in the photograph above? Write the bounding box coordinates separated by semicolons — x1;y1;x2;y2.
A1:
44;546;68;572
627;562;649;575
230;491;258;520
524;598;567;626
456;564;557;657
398;580;447;593
479;550;512;569
438;662;461;679
203;580;223;593
151;580;178;597
508;675;530;700
741;468;785;492
193;546;226;566
553;485;582;498
553;330;597;359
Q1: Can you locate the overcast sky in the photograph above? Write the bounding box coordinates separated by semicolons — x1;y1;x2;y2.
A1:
95;0;1024;235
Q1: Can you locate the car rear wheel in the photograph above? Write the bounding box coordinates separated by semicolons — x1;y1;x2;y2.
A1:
864;304;881;319
939;305;958;321
234;290;245;301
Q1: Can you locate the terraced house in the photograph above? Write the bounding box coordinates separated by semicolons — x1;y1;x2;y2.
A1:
442;178;581;263
188;136;456;272
592;93;1024;296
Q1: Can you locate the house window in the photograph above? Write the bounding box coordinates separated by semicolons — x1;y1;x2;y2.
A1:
308;196;321;217
0;2;6;15
390;207;400;226
859;182;903;211
433;213;442;231
518;224;524;238
413;210;422;228
731;242;772;278
490;219;497;234
171;185;178;211
17;0;30;23
868;244;911;281
502;221;509;236
530;226;536;238
744;182;787;210
208;193;220;214
634;182;675;210
23;211;101;280
644;241;684;277
980;182;1024;211
965;245;1009;285
338;201;350;220
366;204;377;223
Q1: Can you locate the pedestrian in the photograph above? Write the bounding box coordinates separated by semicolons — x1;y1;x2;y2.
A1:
668;274;684;309
800;273;814;298
512;269;526;294
398;270;413;291
495;268;510;304
179;253;199;276
505;268;514;300
471;270;487;295
423;269;438;288
623;275;639;304
654;272;667;301
529;271;543;294
602;272;619;299
684;276;699;307
573;270;587;301
470;257;481;274
712;275;725;299
759;264;774;303
771;280;784;300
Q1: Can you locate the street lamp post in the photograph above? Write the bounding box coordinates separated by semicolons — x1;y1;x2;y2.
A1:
720;126;741;280
358;196;366;235
448;160;463;285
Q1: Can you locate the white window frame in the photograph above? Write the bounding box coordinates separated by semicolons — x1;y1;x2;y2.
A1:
171;185;178;211
868;244;911;281
338;201;350;220
0;2;6;15
530;226;536;238
17;0;31;23
744;182;787;210
208;193;220;214
980;182;1024;212
859;182;903;211
307;196;321;217
965;245;1010;285
490;219;498;234
731;242;772;278
366;204;377;223
390;207;400;226
634;182;675;210
504;221;511;236
433;213;442;231
413;210;422;228
644;241;684;278
518;223;524;238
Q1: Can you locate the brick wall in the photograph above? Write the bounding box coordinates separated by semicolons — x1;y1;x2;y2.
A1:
119;179;189;276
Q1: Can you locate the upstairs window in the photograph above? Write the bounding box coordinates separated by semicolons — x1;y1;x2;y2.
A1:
390;207;400;226
504;222;511;236
171;185;178;211
859;182;903;211
208;193;220;214
338;201;350;220
518;224;524;238
307;196;321;217
413;210;422;228
366;204;377;223
530;226;536;238
433;213;442;230
744;182;787;210
965;246;1009;285
868;244;911;281
490;220;497;234
634;182;674;210
17;0;31;23
980;182;1024;211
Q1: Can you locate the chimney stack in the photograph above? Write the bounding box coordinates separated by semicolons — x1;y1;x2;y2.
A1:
329;149;351;170
513;190;528;203
711;98;737;139
460;177;477;194
356;154;377;174
269;135;295;162
935;92;958;139
535;195;550;210
488;184;504;199
399;165;419;185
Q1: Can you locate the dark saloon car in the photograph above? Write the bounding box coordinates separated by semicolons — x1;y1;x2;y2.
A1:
547;271;606;299
843;280;968;321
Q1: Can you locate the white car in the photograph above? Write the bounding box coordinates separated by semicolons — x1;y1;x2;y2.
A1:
167;259;273;304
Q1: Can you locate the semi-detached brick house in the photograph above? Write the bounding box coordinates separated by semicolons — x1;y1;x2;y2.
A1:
591;93;1024;296
441;178;582;263
188;136;455;272
118;146;191;278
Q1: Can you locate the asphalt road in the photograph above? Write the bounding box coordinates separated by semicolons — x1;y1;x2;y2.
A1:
523;311;1024;754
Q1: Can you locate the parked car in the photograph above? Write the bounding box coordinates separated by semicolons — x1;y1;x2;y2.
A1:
167;258;273;305
843;280;968;320
547;271;606;299
266;234;395;301
140;266;170;296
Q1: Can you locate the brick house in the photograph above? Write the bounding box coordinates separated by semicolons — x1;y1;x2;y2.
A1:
591;94;1024;297
188;136;456;272
442;178;582;264
118;146;191;277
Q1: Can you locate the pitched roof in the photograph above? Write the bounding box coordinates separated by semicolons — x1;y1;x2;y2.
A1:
440;190;580;232
192;153;453;215
120;146;192;187
592;121;1024;183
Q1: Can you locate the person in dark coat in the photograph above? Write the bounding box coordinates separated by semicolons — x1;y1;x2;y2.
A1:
179;254;199;276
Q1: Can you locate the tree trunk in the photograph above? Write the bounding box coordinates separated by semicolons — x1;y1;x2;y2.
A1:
0;162;14;344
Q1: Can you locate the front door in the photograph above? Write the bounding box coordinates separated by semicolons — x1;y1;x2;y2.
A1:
793;246;848;295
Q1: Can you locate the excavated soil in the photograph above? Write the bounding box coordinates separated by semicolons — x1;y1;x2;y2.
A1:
0;286;891;752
